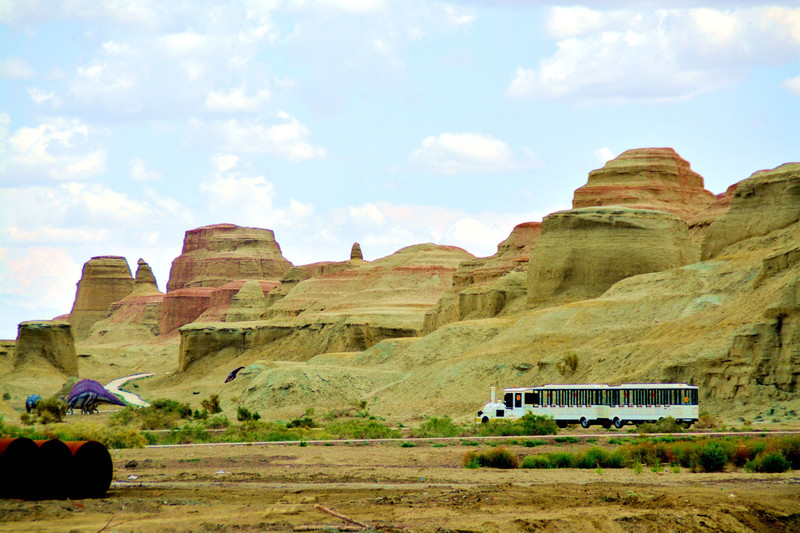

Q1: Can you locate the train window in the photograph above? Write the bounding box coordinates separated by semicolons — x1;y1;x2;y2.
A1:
504;393;513;409
524;392;537;405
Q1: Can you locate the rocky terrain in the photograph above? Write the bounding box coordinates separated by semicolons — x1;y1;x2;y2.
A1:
1;148;799;427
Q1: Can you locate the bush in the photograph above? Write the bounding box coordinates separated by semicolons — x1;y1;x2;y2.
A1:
697;441;728;472
111;398;193;430
237;406;261;422
463;447;519;469
200;394;222;414
521;455;552;469
519;413;559;435
35;397;68;424
549;452;574;469
324;419;400;440
412;416;464;438
523;439;547;448
287;416;316;429
756;452;790;473
150;398;193;418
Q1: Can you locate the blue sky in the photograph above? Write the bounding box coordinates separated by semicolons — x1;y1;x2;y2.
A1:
1;1;799;340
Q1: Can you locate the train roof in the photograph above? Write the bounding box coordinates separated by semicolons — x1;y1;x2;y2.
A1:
502;383;697;391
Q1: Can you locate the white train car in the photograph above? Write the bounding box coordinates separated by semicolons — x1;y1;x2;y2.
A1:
476;383;699;429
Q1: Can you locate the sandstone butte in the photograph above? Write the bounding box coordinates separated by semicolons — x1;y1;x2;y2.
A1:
2;151;799;428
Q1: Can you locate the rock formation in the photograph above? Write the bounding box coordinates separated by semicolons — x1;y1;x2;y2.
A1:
527;207;697;305
177;244;474;372
351;242;363;261
13;321;78;376
87;259;164;341
68;256;134;340
702;163;800;260
159;224;293;334
423;222;542;333
573;148;716;220
166;224;292;291
226;280;269;322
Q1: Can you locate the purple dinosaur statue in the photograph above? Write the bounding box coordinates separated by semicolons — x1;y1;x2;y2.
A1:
67;379;126;414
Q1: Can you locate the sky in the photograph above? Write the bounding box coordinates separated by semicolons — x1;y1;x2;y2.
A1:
1;1;799;340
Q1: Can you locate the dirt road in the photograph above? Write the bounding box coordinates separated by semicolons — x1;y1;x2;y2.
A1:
1;441;798;532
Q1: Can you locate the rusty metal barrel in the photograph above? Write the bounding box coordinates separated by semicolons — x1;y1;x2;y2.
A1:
0;437;38;499
0;437;113;500
35;439;73;499
64;440;113;499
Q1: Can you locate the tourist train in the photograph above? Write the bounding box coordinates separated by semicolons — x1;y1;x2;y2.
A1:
477;383;699;429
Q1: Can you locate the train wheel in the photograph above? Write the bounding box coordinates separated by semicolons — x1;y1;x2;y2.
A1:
556;420;567;428
613;418;623;429
601;420;612;429
580;417;590;429
481;416;489;424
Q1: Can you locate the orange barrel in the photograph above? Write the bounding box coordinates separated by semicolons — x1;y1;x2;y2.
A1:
34;439;73;500
0;437;39;499
63;441;113;499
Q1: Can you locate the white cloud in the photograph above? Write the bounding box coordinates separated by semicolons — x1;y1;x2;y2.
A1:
594;147;616;165
128;158;162;182
27;88;56;104
206;87;271;112
199;113;327;161
0;57;36;79
2;117;107;183
782;75;800;96
211;153;239;172
508;6;800;103
408;132;536;175
0;247;81;318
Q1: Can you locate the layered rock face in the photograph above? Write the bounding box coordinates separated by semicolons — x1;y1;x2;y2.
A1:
14;321;77;376
69;256;134;340
87;259;164;341
177;244;474;372
226;280;270;322
527;207;697;305
573;148;716;219
166;224;292;291
702;163;800;260
159;224;293;334
423;222;542;333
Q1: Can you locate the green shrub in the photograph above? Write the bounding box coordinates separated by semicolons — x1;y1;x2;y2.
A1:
150;398;193;418
519;413;559;435
554;436;580;444
757;452;790;473
463;451;481;469
200;394;222;414
324;419;400;440
697;441;728;472
462;447;519;469
523;439;547;448
549;452;574;469
111;398;193;430
36;397;68;424
412;415;464;438
287;416;316;429
776;435;800;469
49;423;146;449
574;447;607;469
521;455;552;469
475;420;527;437
400;441;416;448
636;417;684;434
237;406;261;422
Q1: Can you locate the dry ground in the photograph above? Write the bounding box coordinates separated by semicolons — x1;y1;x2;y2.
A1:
1;439;799;532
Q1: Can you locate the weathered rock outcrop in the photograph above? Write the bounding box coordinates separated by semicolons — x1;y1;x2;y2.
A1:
527;207;697;305
87;259;164;341
166;224;292;291
13;321;77;376
177;244;473;372
702;163;800;260
159;224;293;334
351;242;363;261
226;280;271;322
423;222;541;333
573;148;716;220
69;256;134;340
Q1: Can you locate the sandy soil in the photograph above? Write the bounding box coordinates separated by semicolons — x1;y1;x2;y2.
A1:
1;440;799;532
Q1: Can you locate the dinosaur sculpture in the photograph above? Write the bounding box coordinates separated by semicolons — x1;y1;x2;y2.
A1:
67;379;126;414
225;366;245;383
25;394;42;413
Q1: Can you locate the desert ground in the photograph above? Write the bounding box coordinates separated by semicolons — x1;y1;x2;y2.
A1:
1;436;799;533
